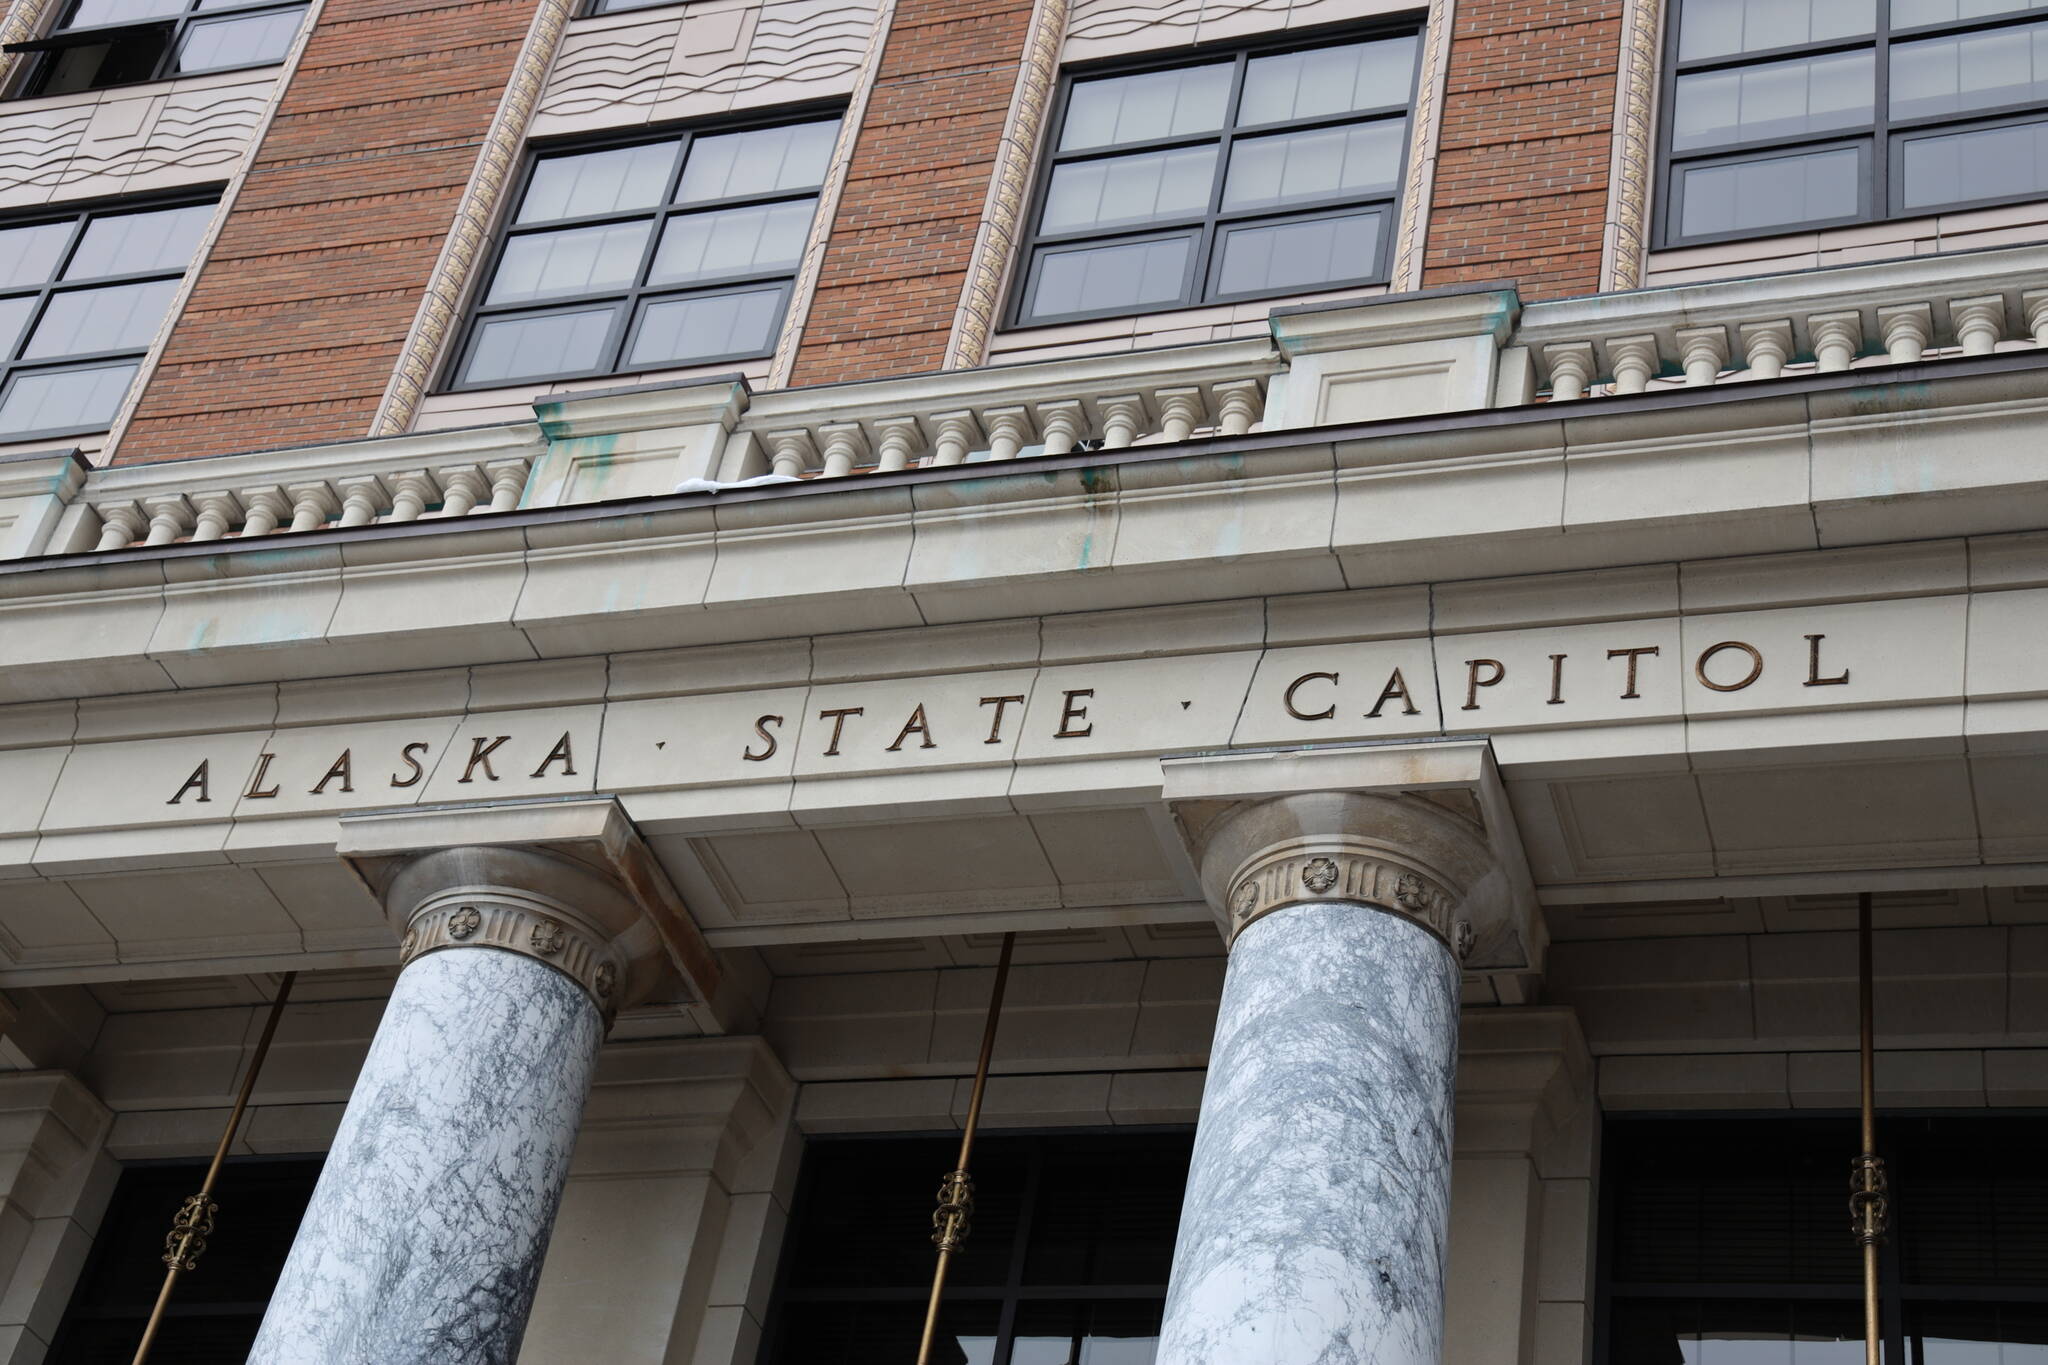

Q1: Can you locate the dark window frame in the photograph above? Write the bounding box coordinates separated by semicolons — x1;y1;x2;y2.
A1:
5;0;308;100
1594;1110;2048;1365
440;103;841;394
1006;20;1426;331
1654;0;2048;246
0;189;216;445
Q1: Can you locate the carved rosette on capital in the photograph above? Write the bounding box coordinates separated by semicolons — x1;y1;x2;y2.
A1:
398;890;628;1017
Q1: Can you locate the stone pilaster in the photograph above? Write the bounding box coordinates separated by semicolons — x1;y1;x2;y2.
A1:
0;1072;114;1365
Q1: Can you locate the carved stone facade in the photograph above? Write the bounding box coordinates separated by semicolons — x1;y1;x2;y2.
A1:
0;76;276;211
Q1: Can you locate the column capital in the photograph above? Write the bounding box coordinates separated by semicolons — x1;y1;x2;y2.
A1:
337;797;722;1024
1162;740;1544;976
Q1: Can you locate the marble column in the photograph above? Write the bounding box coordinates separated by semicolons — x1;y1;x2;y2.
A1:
1158;790;1496;1365
248;845;654;1365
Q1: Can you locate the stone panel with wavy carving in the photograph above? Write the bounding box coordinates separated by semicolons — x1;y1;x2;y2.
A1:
532;0;880;136
1064;0;1408;60
0;75;275;210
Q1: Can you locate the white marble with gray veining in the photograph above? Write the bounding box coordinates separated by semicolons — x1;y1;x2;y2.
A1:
247;947;603;1365
1158;902;1460;1365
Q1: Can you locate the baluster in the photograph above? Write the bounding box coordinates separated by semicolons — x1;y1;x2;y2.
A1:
143;496;194;547
872;417;922;472
982;407;1032;461
239;487;289;538
1949;296;2006;356
2023;290;2048;347
1738;321;1793;379
93;502;147;552
1606;336;1661;394
1808;312;1862;371
930;411;981;467
1674;327;1728;386
190;492;242;543
1212;379;1262;435
286;483;337;534
1542;343;1596;400
817;423;868;478
435;466;486;517
1097;395;1144;449
1156;387;1204;442
1877;304;1932;364
484;460;529;512
1035;401;1085;455
387;470;437;523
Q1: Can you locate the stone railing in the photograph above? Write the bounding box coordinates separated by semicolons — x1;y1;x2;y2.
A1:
736;338;1278;478
6;242;2048;561
1516;247;2048;398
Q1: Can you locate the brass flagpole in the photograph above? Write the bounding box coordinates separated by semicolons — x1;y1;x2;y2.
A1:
131;971;297;1365
915;932;1015;1365
1849;894;1888;1365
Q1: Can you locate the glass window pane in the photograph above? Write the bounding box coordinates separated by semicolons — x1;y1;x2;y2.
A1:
1214;210;1383;296
1041;146;1218;234
1221;119;1405;210
0;223;73;289
60;0;182;29
1025;235;1192;320
0;296;34;360
65;204;213;279
1241;36;1420;124
23;279;180;359
484;221;650;305
1060;62;1232;151
1678;0;1874;59
1677;145;1863;237
461;306;617;385
676;120;839;203
516;142;677;224
1894;0;2048;29
172;5;300;73
0;361;138;436
647;199;815;285
1899;116;2048;210
1012;1301;1164;1365
1672;50;1873;152
1893;22;2048;121
626;285;784;366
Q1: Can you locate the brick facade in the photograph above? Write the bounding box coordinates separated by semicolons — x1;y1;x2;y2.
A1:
1420;0;1622;299
787;0;1034;387
112;0;538;464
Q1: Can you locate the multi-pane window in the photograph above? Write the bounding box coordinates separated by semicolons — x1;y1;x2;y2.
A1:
1659;0;2048;243
762;1132;1191;1364
449;116;839;390
1600;1115;2048;1365
0;197;213;443
7;0;307;99
1011;29;1423;328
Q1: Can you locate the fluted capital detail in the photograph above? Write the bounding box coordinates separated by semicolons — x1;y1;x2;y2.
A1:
398;874;624;1016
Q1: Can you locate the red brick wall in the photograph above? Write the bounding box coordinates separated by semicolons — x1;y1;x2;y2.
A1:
113;0;537;463
1420;0;1621;299
787;0;1033;387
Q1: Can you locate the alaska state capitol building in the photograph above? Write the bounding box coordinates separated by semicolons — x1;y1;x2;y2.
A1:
0;0;2041;1358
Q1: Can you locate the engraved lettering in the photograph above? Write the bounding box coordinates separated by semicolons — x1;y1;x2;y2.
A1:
1366;668;1421;719
1607;646;1661;700
310;749;354;795
1547;653;1567;705
1284;671;1339;721
1462;659;1505;711
818;707;864;757
1696;640;1764;692
887;703;938;752
531;731;577;778
1055;689;1094;738
244;751;280;799
168;760;211;805
390;741;429;788
1805;633;1849;686
743;715;783;762
459;735;509;783
979;695;1026;744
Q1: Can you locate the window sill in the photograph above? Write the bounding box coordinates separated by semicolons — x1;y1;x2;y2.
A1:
0;60;285;112
1641;197;2048;289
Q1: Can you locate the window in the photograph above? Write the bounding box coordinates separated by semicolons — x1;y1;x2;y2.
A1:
1010;30;1422;328
1599;1115;2048;1365
0;197;213;443
761;1131;1191;1364
47;1157;320;1361
448;115;839;391
6;0;306;99
1658;0;2048;243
